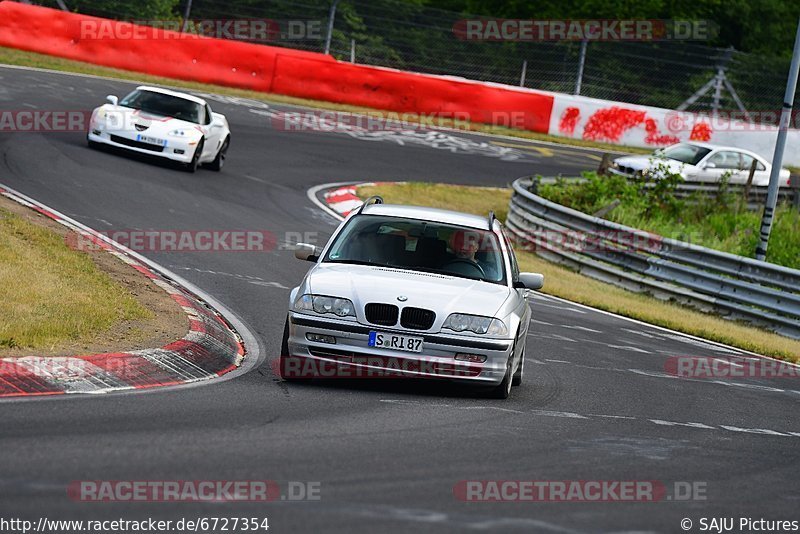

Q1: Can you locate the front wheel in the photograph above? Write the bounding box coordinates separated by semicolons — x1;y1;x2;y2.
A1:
512;345;525;386
488;353;514;399
185;139;204;173
208;136;229;172
278;318;310;382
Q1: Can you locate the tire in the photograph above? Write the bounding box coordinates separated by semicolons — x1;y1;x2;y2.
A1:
488;352;514;399
278;318;310;382
512;345;524;387
208;136;229;172
185;139;204;173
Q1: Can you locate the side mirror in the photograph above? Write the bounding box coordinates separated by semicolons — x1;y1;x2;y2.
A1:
294;242;320;262
703;162;716;169
106;95;119;106
516;272;544;290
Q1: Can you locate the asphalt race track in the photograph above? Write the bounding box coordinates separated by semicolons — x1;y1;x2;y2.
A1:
1;66;799;533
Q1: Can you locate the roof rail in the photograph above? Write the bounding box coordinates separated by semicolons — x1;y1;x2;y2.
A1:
356;195;384;215
488;210;496;229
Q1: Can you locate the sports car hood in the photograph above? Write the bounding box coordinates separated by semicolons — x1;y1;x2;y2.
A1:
614;155;693;174
94;105;201;136
305;263;511;320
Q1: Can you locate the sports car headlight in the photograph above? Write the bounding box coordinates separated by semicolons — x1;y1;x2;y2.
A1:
294;294;356;318
443;314;508;336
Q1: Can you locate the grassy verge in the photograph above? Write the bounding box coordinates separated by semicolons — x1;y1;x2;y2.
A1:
539;172;800;269
0;46;650;155
357;182;800;361
0;204;150;350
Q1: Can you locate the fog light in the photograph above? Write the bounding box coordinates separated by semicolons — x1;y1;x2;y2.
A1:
455;353;486;363
174;149;185;154
306;333;336;344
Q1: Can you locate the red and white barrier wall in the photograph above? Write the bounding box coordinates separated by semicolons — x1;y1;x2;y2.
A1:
0;1;797;165
549;93;800;166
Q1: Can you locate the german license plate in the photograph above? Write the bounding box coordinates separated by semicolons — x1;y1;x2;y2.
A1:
368;331;423;353
136;134;167;146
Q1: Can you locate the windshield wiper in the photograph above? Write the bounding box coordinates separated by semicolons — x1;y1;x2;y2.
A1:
326;259;390;268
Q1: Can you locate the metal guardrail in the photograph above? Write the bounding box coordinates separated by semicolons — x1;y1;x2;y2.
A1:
507;177;800;339
539;175;800;211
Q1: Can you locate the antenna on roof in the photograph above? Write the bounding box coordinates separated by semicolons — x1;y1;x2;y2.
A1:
357;196;383;215
488;210;496;229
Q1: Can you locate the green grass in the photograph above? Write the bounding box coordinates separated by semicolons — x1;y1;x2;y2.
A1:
357;182;800;361
0;45;650;155
539;172;800;269
0;207;150;349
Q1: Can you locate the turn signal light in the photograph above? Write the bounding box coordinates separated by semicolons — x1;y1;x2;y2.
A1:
455;353;486;363
306;333;336;344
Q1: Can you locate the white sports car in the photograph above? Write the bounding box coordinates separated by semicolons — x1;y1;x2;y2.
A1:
610;142;791;187
88;86;231;172
281;198;545;399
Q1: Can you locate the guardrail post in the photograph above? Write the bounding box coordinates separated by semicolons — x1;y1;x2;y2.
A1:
324;0;340;55
598;153;611;175
743;158;757;199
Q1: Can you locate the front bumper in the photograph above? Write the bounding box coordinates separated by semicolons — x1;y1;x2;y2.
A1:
88;130;196;163
286;312;514;385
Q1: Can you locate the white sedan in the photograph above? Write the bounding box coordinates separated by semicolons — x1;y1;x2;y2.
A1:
88;86;230;172
282;198;545;399
610;142;791;186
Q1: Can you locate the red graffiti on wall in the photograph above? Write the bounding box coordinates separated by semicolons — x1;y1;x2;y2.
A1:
563;106;681;146
559;107;581;135
644;117;680;145
689;122;712;141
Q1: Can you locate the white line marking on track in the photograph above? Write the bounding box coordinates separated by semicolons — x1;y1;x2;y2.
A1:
559;325;602;333
608;344;652;354
530;410;588;419
714;357;743;368
377;400;800;438
169;266;289;289
533;302;588;314
544;359;571;364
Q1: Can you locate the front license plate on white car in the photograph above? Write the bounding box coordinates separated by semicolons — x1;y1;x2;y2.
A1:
136;134;167;146
368;331;423;353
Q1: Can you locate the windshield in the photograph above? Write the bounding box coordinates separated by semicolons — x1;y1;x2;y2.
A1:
119;89;204;124
323;215;507;285
657;143;712;165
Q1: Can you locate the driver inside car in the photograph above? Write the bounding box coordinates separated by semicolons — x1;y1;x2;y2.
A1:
446;229;499;280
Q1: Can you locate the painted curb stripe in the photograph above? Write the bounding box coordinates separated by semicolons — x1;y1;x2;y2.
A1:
0;186;245;398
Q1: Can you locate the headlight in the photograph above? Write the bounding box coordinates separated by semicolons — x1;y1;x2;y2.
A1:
294;294;356;318
442;314;508;336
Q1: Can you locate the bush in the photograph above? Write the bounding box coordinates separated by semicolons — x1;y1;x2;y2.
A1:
537;171;800;269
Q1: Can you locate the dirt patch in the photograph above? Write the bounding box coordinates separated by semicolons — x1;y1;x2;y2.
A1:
0;194;187;357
